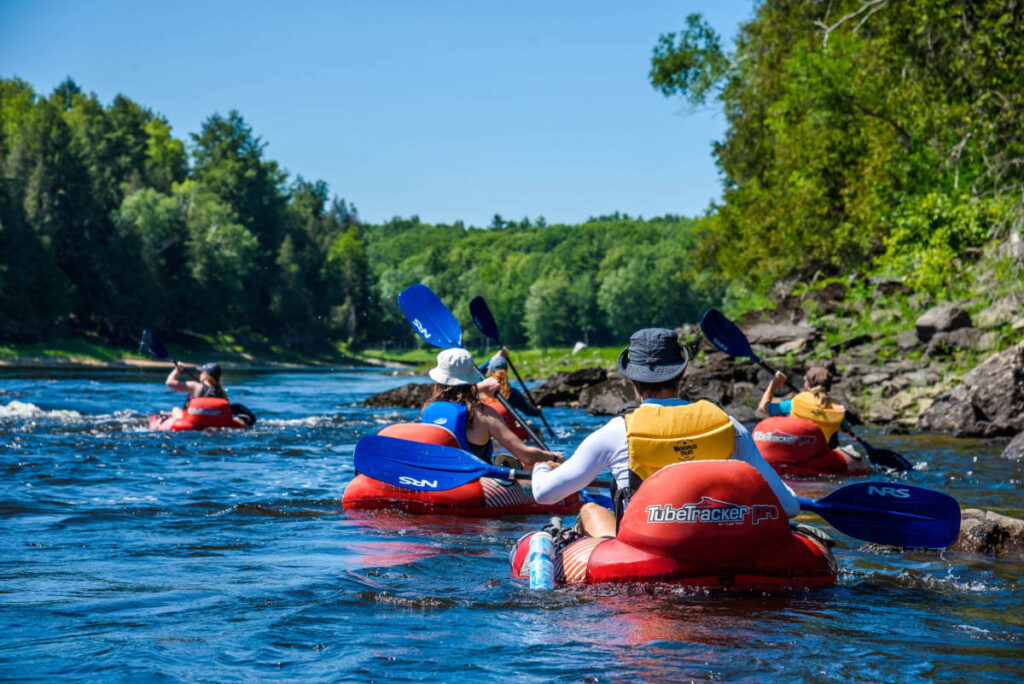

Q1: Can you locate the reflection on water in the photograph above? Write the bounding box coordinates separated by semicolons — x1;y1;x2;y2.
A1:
0;367;1022;681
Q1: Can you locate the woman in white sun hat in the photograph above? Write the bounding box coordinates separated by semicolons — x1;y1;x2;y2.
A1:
421;348;562;468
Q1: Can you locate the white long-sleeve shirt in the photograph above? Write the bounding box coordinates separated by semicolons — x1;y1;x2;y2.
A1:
531;401;800;518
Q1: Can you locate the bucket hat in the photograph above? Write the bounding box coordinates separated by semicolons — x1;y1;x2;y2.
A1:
616;328;689;383
429;348;479;386
197;362;222;380
487;355;509;372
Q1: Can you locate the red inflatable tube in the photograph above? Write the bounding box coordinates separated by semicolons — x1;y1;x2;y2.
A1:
148;397;248;431
482;400;530;441
752;416;872;477
510;460;837;589
342;423;581;517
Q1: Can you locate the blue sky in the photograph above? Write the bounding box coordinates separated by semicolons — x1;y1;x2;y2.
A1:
1;1;755;227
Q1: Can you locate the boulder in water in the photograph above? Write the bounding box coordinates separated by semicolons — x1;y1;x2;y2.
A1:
531;367;608;407
1002;431;1024;460
364;382;433;408
580;376;636;416
953;509;1024;556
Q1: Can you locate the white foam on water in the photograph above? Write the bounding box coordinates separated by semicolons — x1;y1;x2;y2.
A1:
262;416;334;428
0;400;82;421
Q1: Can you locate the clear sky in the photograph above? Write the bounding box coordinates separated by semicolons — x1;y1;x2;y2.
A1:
1;1;754;227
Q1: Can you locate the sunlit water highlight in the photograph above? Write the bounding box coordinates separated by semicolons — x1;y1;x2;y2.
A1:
1;367;1021;681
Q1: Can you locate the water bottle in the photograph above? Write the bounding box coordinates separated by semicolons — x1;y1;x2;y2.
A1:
528;532;555;590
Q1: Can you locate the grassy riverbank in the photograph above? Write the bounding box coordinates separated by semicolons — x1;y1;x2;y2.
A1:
0;332;360;369
361;345;622;378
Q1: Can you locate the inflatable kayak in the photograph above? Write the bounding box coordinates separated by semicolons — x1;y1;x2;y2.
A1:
752;416;872;477
342;422;581;517
148;397;254;431
510;460;836;589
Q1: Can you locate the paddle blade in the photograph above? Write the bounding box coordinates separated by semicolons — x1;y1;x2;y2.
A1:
469;296;501;344
140;329;172;361
353;435;493;491
699;308;759;362
398;284;463;349
860;439;914;471
800;481;961;549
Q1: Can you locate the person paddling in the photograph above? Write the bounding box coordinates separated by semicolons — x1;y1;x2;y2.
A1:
476;347;543;442
165;362;227;419
424;348;561;468
530;328;800;539
758;366;847;448
478;347;543;418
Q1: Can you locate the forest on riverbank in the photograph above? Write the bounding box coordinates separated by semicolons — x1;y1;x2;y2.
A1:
1;0;1021;358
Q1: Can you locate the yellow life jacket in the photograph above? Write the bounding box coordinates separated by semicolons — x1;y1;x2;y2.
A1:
790;391;845;442
623;400;735;482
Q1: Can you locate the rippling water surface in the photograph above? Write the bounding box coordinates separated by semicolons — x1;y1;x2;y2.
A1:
1;367;1021;682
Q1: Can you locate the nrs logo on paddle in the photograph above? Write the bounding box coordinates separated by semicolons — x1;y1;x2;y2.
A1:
399;476;438;489
412;318;431;340
646;496;778;525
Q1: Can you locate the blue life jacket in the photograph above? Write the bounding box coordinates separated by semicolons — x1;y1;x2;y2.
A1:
421;401;494;464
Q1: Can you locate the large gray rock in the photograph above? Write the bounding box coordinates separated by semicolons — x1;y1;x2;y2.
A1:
897;329;920;351
364;382;433;408
976;292;1024;328
916;305;972;342
1003;431;1024;460
580;376;636;416
531;367;608;407
923;328;986;357
953;509;1024;556
917;341;1024;437
742;323;819;346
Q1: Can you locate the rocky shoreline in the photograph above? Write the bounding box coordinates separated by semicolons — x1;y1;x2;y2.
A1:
363;285;1024;556
365;289;1024;441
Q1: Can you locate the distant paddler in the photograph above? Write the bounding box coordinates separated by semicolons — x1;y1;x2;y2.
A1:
478;347;542;441
165;361;228;420
758;366;848;448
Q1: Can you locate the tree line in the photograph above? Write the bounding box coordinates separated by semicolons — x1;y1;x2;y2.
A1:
4;1;1018;353
0;77;366;349
650;0;1023;302
0;77;718;351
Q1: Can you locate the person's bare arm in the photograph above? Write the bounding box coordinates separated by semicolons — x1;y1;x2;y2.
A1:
165;363;203;395
477;405;561;467
757;371;787;415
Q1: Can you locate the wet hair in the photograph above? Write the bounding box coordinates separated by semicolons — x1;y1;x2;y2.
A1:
804;366;834;407
631;375;682;399
491;369;512;400
428;383;479;424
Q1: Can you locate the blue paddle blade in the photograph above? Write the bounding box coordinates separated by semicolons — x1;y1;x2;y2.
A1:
469;296;501;344
699;308;760;363
398;284;463;349
140;329;172;361
799;481;961;549
354;435;502;491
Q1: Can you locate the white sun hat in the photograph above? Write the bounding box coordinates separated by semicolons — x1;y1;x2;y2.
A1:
428;348;479;386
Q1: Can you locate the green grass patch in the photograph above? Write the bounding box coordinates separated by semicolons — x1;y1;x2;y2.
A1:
359;345;622;379
0;334;138;363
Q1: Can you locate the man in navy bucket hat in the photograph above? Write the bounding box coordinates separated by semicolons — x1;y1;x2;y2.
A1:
530;327;799;539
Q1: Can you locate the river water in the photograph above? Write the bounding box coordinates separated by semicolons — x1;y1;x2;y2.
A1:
0;367;1021;682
